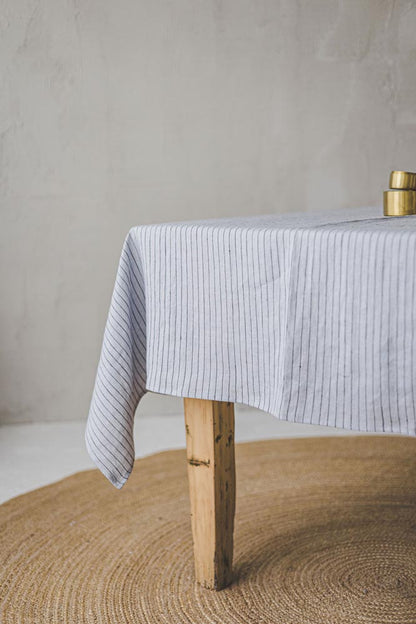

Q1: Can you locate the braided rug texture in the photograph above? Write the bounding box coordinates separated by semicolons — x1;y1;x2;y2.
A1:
1;436;416;623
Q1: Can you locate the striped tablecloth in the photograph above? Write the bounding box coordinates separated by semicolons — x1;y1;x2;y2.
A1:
86;207;416;488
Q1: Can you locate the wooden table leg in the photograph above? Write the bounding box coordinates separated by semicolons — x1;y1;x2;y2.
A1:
184;398;236;590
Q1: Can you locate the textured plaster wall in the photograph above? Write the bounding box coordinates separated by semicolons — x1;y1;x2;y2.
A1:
1;1;416;424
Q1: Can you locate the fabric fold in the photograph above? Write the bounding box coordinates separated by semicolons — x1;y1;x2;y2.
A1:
86;230;146;488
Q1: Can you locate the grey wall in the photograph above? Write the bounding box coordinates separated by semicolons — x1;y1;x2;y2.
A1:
1;0;416;424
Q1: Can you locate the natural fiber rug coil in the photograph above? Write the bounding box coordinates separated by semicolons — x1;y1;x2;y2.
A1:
1;436;416;624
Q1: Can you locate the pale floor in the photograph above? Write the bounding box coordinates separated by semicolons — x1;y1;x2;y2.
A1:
0;406;367;504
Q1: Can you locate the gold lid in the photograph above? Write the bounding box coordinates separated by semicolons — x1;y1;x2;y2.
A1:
384;190;416;216
389;170;416;190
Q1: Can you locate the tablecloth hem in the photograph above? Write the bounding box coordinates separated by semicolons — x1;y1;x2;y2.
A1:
144;383;415;438
85;427;131;489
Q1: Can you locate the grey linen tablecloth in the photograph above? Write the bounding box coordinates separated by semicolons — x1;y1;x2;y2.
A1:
86;207;416;488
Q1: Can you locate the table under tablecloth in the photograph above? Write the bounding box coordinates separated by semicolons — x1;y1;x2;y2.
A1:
86;207;416;488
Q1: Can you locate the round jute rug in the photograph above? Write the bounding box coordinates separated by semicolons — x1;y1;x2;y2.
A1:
1;436;416;624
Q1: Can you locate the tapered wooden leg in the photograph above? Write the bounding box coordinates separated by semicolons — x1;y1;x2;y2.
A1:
184;398;236;590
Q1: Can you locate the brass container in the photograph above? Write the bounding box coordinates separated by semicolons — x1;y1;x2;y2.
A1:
389;170;416;190
384;170;416;216
384;190;416;216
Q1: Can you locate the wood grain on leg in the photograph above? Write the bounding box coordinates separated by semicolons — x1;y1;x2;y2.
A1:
184;398;236;590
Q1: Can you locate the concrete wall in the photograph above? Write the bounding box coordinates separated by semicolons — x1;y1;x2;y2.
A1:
1;0;415;424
